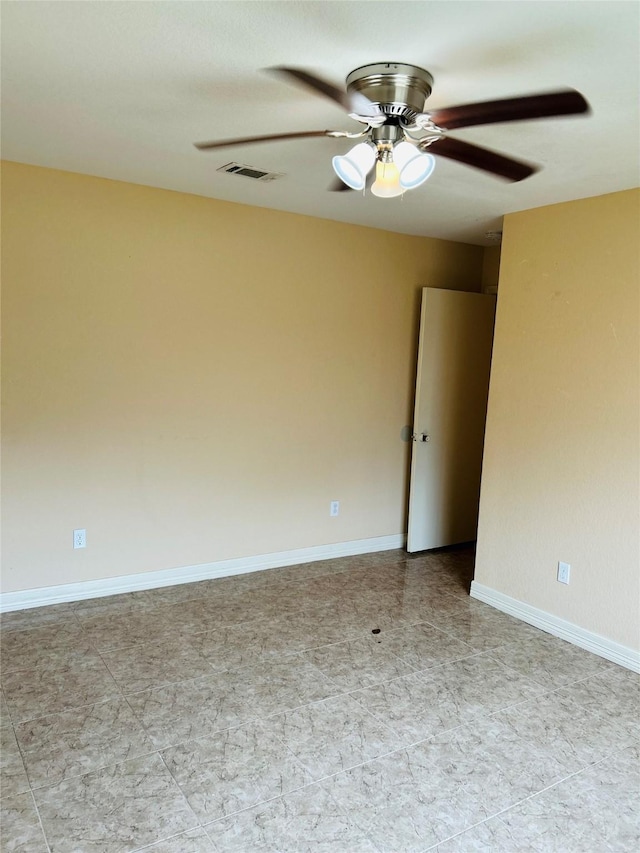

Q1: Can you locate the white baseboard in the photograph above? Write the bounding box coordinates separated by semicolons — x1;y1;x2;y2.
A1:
470;581;640;674
0;534;406;613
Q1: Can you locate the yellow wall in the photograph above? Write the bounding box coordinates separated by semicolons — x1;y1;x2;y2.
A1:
1;161;482;593
475;189;640;650
481;245;501;292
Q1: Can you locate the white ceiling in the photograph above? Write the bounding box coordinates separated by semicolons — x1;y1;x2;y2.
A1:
2;1;638;245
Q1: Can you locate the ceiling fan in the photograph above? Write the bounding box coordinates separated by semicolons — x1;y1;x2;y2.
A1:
194;63;590;197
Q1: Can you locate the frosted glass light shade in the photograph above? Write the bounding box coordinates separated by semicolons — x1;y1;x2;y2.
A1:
371;161;404;198
332;143;376;190
394;141;436;189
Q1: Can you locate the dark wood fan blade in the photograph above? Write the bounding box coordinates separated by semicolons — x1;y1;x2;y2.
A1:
429;137;537;182
268;66;350;109
329;169;375;193
268;66;380;118
329;178;353;192
429;89;589;130
194;129;335;151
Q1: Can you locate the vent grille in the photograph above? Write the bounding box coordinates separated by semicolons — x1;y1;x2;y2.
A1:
217;162;283;182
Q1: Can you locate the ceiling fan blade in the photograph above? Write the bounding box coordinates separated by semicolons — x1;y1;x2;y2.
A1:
429;89;589;130
194;129;336;151
329;178;353;192
429;137;537;182
329;168;376;193
267;66;381;119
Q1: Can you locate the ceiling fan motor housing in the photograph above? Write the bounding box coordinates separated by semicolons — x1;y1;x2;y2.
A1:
346;63;434;121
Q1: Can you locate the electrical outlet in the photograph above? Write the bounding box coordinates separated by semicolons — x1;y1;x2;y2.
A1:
557;561;570;584
330;500;340;517
73;529;86;549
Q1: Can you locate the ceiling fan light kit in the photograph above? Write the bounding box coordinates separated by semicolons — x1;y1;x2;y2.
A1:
371;160;404;198
195;61;590;198
332;141;376;190
393;141;436;189
331;137;436;196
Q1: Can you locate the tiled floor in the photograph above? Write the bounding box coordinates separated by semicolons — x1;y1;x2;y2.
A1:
1;546;638;852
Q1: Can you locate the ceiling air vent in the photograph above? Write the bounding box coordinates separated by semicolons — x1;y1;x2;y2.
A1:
217;162;283;182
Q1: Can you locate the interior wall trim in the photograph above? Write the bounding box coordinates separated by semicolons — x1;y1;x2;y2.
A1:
0;534;406;612
470;580;640;673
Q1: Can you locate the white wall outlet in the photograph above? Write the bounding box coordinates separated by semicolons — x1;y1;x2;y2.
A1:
330;500;340;517
73;528;87;549
557;561;570;584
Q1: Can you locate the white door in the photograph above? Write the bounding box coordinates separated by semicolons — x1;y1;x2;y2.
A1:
407;287;496;552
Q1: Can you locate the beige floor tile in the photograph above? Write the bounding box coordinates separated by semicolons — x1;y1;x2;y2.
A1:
0;725;30;799
494;689;637;773
498;744;640;851
76;609;190;652
386;591;475;630
0;688;11;727
303;634;417;690
15;697;154;788
0;602;78;633
125;675;256;750
132;827;216;852
233;656;343;718
323;742;491;852
261;693;402;781
1;621;93;673
2;653;120;722
179;620;275;671
489;631;612;689
102;638;215;692
376;620;477;671
418;600;544;651
351;653;544;743
418;714;571;811
204;782;378;852
153;597;254;634
161;720;310;822
0;792;49;852
189;612;351;669
306;592;420;633
553;666;640;739
34;753;198;853
434;817;527;852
